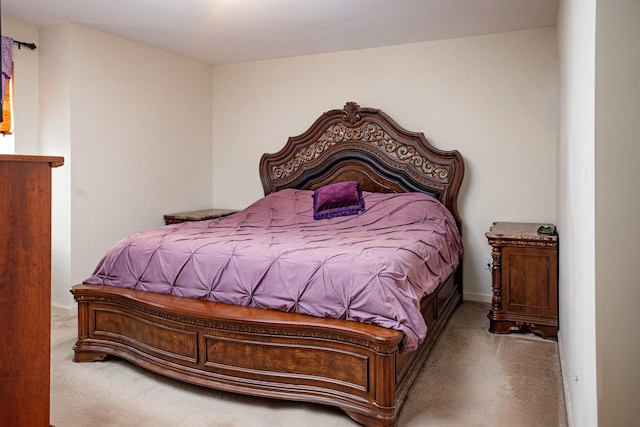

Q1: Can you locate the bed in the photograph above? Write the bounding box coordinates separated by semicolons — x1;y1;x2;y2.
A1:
71;102;465;427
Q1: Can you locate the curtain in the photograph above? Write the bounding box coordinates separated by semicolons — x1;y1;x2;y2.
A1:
1;36;12;132
1;36;12;104
1;67;12;134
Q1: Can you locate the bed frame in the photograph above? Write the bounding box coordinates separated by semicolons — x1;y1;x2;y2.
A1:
72;102;464;427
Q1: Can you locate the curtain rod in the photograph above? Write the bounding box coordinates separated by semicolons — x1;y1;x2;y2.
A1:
13;40;37;50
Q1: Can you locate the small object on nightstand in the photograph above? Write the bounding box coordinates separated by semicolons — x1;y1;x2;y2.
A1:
537;224;556;235
164;208;238;225
485;222;558;339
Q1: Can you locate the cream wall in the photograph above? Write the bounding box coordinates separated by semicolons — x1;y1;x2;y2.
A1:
39;24;73;310
558;1;640;426
594;1;640;425
557;1;597;425
212;28;558;299
37;24;214;308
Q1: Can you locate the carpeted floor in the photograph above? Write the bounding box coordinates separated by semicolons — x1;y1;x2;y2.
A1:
50;301;568;426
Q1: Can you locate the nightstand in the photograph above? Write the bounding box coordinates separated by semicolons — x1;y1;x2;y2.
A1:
486;222;558;339
164;208;237;225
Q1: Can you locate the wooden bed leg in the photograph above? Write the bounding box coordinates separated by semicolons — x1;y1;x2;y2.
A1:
73;297;109;362
344;410;398;427
72;349;108;363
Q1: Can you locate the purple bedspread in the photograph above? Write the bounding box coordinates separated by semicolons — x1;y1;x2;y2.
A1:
85;189;463;351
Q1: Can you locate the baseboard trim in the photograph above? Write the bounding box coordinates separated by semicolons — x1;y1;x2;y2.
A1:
52;302;77;317
463;292;492;303
557;331;573;427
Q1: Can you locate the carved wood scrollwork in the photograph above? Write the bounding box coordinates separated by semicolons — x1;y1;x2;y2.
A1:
486;238;557;248
490;247;502;313
342;101;362;124
272;122;450;181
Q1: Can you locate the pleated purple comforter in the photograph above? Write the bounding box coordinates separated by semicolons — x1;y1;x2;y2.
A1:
85;189;463;351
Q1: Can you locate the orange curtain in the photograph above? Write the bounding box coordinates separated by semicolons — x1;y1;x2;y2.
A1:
0;65;12;135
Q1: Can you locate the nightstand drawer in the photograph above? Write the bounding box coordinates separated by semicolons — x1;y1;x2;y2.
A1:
501;246;558;318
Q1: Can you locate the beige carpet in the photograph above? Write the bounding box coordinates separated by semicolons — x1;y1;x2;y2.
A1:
51;302;567;426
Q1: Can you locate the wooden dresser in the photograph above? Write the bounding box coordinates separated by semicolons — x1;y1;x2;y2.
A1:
486;222;558;339
0;155;64;427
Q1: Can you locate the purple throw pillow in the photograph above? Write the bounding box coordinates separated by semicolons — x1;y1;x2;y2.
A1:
312;181;365;220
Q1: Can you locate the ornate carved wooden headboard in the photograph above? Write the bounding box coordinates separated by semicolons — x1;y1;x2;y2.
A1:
259;102;464;227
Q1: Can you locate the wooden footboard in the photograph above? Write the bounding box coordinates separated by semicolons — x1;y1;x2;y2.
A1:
71;271;460;427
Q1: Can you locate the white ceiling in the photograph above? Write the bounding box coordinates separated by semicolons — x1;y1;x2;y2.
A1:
2;0;558;65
